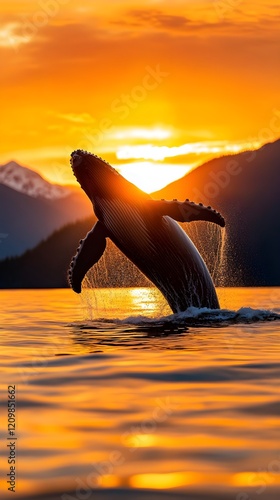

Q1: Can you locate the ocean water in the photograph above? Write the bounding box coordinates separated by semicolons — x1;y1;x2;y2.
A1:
0;287;280;500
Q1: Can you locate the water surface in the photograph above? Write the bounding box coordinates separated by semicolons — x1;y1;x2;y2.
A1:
0;287;280;500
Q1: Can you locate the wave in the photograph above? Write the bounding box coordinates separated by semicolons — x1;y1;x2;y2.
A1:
75;306;280;334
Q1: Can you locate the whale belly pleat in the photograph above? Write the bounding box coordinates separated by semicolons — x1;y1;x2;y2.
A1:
93;199;219;312
69;149;221;312
98;198;156;256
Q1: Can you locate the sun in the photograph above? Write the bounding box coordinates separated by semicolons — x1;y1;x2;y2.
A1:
115;136;261;193
118;161;191;193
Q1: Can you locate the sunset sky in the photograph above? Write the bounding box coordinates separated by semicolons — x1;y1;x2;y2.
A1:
0;0;280;191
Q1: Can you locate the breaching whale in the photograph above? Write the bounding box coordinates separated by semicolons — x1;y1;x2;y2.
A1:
68;150;225;312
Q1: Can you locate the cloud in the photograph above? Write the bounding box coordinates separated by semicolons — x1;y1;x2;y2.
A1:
113;8;236;34
1;15;279;143
0;146;71;163
5;15;279;79
112;7;280;37
127;10;190;31
110;126;172;140
116;141;255;162
56;112;96;124
1;8;279;165
0;22;32;48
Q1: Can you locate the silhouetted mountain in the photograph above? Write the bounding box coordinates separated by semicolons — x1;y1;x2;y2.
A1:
1;140;279;287
0;217;150;289
0;182;92;259
153;139;280;285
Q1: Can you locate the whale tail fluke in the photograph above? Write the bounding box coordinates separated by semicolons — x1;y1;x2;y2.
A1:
148;199;225;227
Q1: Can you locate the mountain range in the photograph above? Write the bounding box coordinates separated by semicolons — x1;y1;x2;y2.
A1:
0;140;279;287
0;217;150;289
0;161;70;199
0;161;92;259
154;139;280;285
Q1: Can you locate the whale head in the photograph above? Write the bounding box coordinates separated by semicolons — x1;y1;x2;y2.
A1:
71;149;149;204
70;150;122;201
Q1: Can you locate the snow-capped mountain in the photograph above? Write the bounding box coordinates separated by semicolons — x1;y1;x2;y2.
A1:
0;161;70;200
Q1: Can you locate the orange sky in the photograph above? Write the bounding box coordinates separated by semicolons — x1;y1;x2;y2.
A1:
0;0;280;191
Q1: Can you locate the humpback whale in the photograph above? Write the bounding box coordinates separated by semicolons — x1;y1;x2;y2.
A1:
68;150;225;312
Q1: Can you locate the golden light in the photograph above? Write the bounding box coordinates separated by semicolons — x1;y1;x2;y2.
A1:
231;471;280;488
0;23;31;48
130;472;198;489
112;127;172;140
56;112;95;124
124;433;157;448
101;475;122;487
116;141;257;162
119;162;191;193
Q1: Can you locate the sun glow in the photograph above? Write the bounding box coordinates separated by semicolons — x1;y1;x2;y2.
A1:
130;472;198;489
119;162;191;193
116;141;260;162
0;23;31;48
112;127;172;141
113;138;262;192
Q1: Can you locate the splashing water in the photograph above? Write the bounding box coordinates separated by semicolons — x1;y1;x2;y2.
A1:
81;240;155;320
77;222;280;326
81;222;230;319
79;295;280;333
182;221;228;286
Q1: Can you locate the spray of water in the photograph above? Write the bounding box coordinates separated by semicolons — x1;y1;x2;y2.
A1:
81;222;228;319
81;240;155;319
182;222;228;286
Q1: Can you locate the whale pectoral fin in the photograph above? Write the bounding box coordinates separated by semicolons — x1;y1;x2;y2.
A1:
68;221;108;293
149;199;225;227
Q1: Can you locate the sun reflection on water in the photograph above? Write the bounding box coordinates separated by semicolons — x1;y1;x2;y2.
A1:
0;288;280;499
